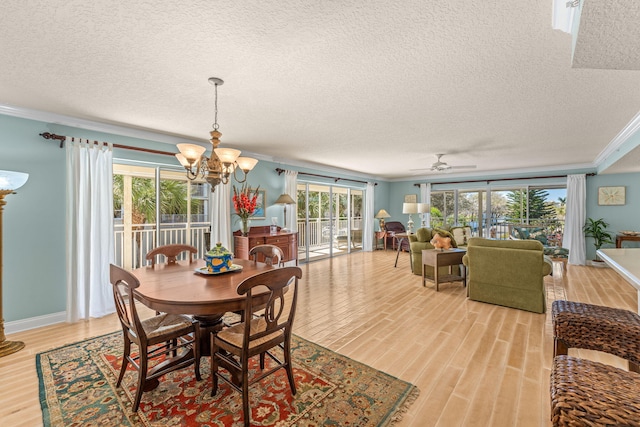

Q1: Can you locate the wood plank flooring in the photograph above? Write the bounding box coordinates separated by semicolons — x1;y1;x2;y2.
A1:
0;251;636;426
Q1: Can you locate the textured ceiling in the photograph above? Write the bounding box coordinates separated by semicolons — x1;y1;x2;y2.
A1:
1;1;639;179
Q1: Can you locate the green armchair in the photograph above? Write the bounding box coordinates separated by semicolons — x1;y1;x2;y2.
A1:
462;237;552;314
409;227;460;277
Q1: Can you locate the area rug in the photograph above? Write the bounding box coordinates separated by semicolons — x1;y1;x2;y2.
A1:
37;332;418;426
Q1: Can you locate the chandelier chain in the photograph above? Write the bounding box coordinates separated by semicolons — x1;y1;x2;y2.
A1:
212;81;219;131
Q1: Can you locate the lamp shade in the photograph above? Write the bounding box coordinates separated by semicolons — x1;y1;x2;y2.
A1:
402;203;418;214
417;203;430;213
375;209;390;219
275;193;295;205
0;170;29;191
236;157;259;171
176;143;206;164
214;147;241;164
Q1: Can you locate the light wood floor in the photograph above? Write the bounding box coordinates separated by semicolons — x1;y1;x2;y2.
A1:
0;251;636;426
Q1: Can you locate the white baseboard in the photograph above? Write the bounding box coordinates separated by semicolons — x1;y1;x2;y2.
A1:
5;311;67;334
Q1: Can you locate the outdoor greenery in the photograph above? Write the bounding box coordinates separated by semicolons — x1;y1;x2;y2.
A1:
296;188;363;220
113;175;203;224
505;188;556;221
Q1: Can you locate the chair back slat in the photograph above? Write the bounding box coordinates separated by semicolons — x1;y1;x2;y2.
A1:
249;244;284;267
145;244;197;266
110;264;145;341
237;267;302;346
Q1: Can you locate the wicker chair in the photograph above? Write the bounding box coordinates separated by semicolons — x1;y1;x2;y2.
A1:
551;355;640;426
552;300;640;373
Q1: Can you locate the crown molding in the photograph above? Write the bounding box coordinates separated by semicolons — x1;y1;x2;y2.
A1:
593;110;640;167
0;103;204;145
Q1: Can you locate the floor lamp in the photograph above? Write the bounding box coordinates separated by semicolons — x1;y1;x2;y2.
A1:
274;193;295;232
0;170;29;357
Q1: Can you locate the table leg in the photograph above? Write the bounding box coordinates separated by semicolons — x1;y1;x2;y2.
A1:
422;262;426;287
434;260;440;292
394;238;402;267
193;314;225;356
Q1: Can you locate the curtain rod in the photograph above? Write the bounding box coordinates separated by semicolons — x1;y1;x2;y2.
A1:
275;168;377;186
39;132;177;156
413;173;596;187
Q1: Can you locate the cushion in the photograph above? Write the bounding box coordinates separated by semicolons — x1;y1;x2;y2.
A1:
433;228;458;248
415;227;432;242
528;228;548;245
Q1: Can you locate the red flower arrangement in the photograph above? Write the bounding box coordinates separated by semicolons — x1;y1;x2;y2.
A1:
233;183;260;235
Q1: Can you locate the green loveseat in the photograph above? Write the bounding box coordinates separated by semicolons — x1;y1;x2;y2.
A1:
462;237;552;313
408;227;460;277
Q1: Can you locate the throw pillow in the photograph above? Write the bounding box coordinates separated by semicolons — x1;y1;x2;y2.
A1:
433;228;458;248
529;228;548;245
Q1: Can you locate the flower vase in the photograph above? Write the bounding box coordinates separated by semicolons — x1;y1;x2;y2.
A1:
241;218;250;236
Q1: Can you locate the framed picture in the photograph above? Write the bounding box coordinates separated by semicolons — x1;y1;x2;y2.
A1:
598;186;625;206
404;194;417;203
253;190;267;219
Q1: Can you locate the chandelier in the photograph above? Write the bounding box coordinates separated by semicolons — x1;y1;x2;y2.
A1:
175;77;258;191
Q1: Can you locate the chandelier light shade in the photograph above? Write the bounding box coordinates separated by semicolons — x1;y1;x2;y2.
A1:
374;209;391;231
402;202;418;234
0;170;29;357
275;193;296;231
176;77;258;191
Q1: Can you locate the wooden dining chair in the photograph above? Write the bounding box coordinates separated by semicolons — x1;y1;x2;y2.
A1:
145;244;197;267
110;264;201;412
249;244;285;267
210;266;303;427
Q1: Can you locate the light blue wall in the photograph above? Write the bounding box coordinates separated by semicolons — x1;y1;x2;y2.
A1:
586;172;640;259
0;115;67;321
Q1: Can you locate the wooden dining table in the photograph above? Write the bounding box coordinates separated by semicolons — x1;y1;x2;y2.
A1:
132;258;274;356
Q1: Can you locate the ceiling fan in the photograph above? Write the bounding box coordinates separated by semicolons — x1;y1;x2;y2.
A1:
412;154;477;173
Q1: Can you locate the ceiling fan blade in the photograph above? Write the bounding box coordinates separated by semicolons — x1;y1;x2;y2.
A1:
450;165;477;169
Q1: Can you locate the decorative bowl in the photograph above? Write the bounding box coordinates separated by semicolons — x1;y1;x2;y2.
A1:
620;231;640;236
204;243;234;273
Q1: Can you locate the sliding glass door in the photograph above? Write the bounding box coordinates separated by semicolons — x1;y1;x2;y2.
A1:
113;165;210;269
296;182;364;263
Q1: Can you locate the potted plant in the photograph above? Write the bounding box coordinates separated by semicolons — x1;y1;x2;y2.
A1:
583;217;613;262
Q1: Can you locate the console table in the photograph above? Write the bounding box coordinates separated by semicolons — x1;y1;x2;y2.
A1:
233;226;298;265
616;234;640;248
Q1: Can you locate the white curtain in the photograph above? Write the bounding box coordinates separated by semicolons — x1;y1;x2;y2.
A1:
362;182;375;251
564;174;586;265
420;183;431;228
66;138;115;322
210;181;232;249
284;170;297;232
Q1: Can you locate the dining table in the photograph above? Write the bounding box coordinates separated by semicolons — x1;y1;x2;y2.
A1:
132;258;274;356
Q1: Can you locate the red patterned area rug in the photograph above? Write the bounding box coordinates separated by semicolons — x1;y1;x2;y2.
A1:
37;332;418;426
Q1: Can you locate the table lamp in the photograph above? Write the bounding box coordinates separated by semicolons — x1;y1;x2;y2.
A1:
274;193;295;232
0;170;29;357
374;209;390;231
417;203;430;228
402;202;418;234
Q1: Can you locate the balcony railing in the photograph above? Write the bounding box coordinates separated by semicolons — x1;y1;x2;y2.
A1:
114;217;364;268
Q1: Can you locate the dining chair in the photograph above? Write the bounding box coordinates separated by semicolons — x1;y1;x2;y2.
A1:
110;264;201;412
145;244;197;267
210;266;303;427
249;244;285;267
